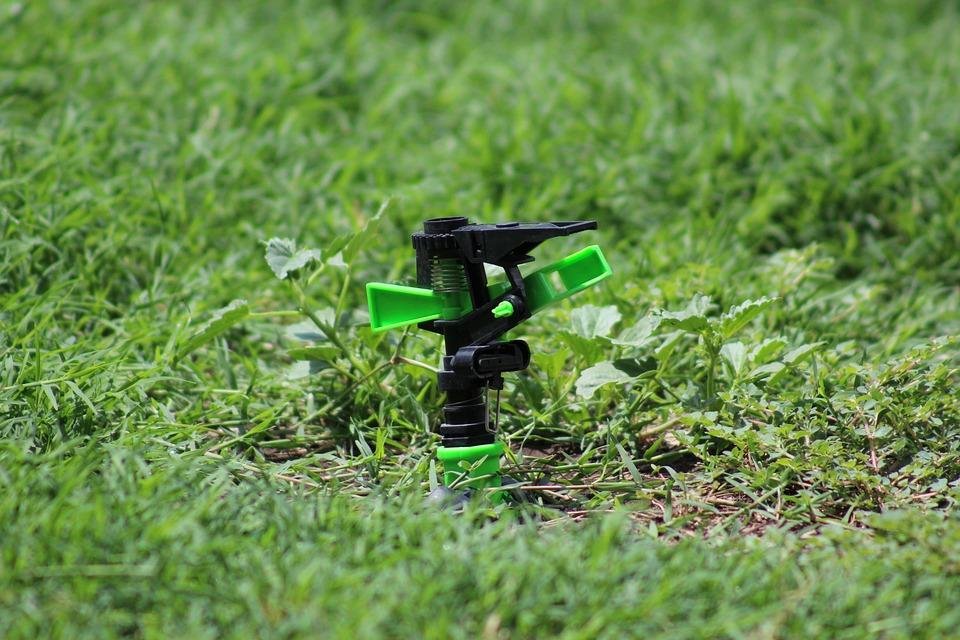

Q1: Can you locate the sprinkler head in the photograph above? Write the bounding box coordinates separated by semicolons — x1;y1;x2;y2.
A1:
366;218;611;501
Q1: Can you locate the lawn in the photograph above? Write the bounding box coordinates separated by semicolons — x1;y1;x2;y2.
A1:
2;1;959;638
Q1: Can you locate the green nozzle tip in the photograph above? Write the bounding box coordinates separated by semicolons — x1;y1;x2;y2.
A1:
492;300;514;318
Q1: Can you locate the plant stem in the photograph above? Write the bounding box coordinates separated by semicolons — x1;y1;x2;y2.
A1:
706;347;718;405
290;279;368;378
248;310;302;319
334;262;352;320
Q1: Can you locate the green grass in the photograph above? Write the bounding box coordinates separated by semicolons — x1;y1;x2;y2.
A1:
2;0;959;637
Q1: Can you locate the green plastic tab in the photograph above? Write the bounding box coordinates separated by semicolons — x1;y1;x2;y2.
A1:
437;442;504;501
366;245;612;332
491;300;514;318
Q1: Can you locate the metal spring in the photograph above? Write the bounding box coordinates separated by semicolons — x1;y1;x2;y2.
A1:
430;257;468;293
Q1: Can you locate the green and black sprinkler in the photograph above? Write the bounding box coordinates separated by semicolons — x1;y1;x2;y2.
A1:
365;217;611;503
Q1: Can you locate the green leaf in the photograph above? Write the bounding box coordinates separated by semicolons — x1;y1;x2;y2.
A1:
749;362;785;382
575;361;632;399
657;294;712;334
569;304;622;339
284;320;324;343
536;349;569;381
720;341;748;378
287;346;340;362
326;252;348;269
284;315;336;342
719;296;778;339
286;360;330;380
611;316;659;347
659;313;709;333
616;443;644;486
750;337;787;364
325;232;354;260
612;357;657;378
179;299;250;358
341;200;389;264
264;238;322;280
783;342;824;365
559;334;606;361
686;293;714;316
655;330;686;360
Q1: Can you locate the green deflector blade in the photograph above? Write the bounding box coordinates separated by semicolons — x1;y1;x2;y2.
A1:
488;244;612;314
366;282;447;332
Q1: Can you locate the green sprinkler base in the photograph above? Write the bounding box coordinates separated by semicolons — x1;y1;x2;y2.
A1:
437;442;504;502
